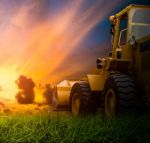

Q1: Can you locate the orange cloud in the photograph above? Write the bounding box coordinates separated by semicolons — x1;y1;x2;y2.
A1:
19;0;119;84
0;0;120;99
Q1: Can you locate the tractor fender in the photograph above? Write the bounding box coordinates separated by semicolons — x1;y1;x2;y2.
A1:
87;74;106;91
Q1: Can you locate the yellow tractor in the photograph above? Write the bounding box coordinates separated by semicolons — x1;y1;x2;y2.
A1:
69;4;150;116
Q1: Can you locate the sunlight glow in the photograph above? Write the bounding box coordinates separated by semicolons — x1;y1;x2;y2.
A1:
0;0;119;100
0;65;19;100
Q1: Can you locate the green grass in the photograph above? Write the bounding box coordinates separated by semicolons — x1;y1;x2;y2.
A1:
0;113;150;143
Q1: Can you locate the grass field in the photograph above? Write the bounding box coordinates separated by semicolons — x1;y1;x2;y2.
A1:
0;113;150;143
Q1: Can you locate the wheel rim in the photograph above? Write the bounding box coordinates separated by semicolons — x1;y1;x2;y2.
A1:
72;93;80;116
105;88;116;116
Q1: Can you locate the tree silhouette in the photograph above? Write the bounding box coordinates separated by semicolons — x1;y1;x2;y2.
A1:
15;75;35;104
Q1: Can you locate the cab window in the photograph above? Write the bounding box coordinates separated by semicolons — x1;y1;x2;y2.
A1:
118;14;128;46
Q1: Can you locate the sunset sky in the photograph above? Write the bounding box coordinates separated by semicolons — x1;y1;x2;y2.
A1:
0;0;149;99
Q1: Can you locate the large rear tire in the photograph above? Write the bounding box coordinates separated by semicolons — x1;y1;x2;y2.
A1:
104;74;139;116
70;81;96;116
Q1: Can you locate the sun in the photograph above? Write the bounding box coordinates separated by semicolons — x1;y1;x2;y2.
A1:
0;65;19;100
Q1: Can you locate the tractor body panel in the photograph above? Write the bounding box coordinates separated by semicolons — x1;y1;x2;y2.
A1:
134;36;150;105
56;86;71;105
87;74;106;91
55;80;77;107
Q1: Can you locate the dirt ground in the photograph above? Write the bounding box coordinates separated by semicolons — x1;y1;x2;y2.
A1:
0;98;70;117
0;98;53;115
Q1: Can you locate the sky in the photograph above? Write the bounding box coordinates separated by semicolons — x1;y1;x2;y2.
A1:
0;0;149;99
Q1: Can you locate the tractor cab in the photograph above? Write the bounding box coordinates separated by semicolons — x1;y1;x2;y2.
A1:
110;5;150;60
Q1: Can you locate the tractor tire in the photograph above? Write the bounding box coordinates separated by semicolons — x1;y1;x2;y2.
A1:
103;74;139;116
70;81;96;116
